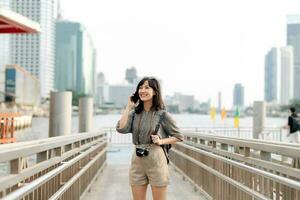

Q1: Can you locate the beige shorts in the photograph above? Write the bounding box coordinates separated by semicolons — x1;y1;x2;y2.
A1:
129;144;169;187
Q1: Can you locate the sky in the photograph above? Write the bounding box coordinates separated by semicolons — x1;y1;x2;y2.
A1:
60;0;300;107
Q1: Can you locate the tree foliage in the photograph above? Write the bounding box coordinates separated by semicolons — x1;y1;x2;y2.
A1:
281;99;300;112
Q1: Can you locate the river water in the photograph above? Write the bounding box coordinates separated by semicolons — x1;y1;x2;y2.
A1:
15;114;286;142
0;114;287;175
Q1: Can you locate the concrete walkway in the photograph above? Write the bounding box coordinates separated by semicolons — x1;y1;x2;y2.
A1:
82;145;207;200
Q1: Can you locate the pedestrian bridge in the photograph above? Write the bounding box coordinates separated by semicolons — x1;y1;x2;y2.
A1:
0;128;300;200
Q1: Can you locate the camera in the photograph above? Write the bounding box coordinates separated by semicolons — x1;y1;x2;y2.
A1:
136;147;149;157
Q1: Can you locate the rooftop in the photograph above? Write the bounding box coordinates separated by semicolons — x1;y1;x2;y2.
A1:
0;8;40;34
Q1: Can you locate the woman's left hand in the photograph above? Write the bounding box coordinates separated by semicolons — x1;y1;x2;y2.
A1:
151;135;163;145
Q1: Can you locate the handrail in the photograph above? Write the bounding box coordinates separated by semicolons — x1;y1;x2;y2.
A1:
172;147;270;200
177;143;300;190
0;131;107;199
0;128;107;149
184;133;300;158
170;131;300;199
184;140;300;179
2;144;106;200
0;137;105;191
0;131;106;162
49;147;106;200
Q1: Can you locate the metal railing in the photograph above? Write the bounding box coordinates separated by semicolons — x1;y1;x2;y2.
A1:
104;127;132;144
181;126;284;141
170;133;300;200
104;126;284;145
0;131;107;200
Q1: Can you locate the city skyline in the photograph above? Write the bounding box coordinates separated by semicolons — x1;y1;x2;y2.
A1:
59;0;300;108
55;20;96;96
10;0;57;99
287;17;300;100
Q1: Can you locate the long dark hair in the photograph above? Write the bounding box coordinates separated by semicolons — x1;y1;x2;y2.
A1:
290;107;298;118
133;77;165;114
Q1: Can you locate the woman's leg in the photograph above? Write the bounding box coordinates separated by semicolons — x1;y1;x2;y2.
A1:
151;186;167;200
131;185;148;200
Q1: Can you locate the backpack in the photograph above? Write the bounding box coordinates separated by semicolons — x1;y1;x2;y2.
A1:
291;116;300;132
296;117;300;131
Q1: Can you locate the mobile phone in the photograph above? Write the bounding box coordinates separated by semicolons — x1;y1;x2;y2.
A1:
130;92;139;103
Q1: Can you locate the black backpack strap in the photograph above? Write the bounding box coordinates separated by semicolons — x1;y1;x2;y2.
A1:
153;111;166;135
130;112;135;132
153;111;170;164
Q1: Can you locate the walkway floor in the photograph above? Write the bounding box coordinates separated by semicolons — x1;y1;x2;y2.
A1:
82;145;207;200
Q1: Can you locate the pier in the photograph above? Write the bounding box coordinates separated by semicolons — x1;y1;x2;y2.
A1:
0;127;299;199
1;2;300;200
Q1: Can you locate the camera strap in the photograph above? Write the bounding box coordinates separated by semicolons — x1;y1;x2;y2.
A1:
135;111;156;145
134;111;169;163
135;113;142;145
153;111;165;135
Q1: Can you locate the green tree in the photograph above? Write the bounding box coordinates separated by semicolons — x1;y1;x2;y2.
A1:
65;89;91;106
280;99;300;112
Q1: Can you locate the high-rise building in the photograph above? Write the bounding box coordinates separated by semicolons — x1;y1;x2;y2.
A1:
125;67;137;84
5;64;40;105
264;48;278;103
233;83;244;107
280;46;294;105
108;84;136;107
172;93;195;112
217;91;222;112
287;15;300;100
0;0;9;7
0;0;11;101
97;72;105;86
96;72;109;106
55;20;95;96
10;0;57;100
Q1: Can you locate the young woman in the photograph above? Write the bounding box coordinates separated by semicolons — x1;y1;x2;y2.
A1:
116;77;183;200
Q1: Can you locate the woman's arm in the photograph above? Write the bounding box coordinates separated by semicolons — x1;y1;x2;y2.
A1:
116;97;135;133
151;111;184;145
151;135;180;145
118;108;133;129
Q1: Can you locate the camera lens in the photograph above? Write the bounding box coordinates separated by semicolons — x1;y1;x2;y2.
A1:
136;147;149;157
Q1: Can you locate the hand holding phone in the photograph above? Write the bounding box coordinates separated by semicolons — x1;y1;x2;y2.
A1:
130;92;139;103
126;93;139;110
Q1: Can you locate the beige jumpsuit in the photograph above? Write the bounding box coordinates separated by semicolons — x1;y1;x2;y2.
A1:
116;109;183;186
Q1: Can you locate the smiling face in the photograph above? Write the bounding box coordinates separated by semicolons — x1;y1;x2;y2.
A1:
138;80;155;102
133;77;165;113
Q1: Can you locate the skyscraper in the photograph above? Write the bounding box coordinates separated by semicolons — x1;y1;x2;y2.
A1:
264;48;278;103
0;0;11;101
217;91;222;112
55;20;95;96
125;67;137;84
280;46;294;105
10;0;57;100
96;72;109;106
287;15;300;100
97;72;105;86
108;84;136;107
233;83;244;107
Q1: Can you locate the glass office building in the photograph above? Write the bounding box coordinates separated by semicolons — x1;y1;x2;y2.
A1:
287;15;300;100
55;21;96;96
